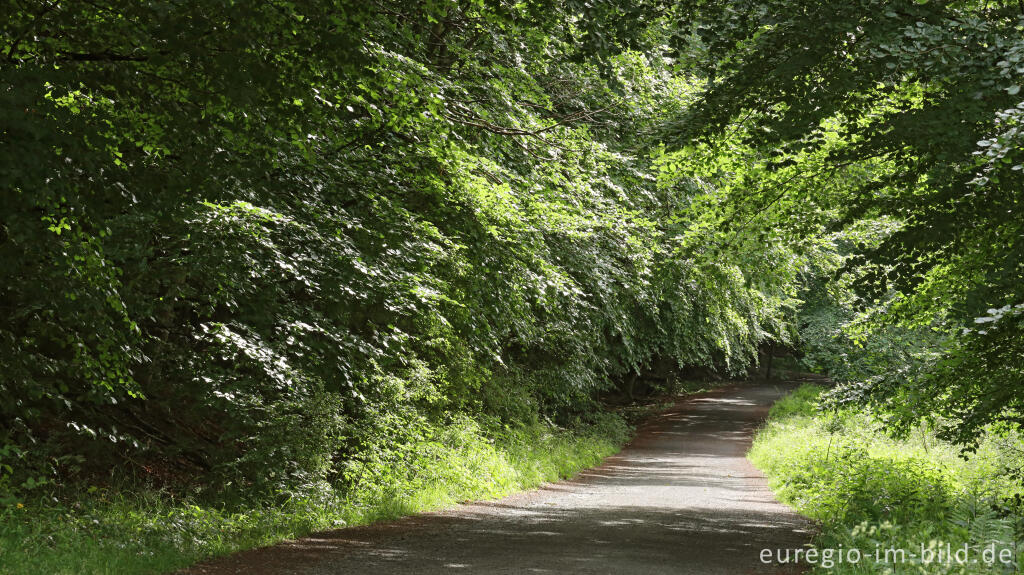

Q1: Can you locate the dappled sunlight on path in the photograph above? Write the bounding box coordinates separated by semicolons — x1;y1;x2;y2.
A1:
187;382;813;575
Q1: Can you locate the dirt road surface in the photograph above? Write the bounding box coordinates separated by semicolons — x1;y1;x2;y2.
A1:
186;381;813;574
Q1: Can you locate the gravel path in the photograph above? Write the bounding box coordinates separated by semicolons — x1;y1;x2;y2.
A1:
187;381;813;574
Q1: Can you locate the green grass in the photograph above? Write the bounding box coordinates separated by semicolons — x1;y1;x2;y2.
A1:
0;413;629;575
750;385;1024;574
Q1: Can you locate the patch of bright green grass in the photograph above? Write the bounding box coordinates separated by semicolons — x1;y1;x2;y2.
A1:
0;413;629;575
750;384;1024;574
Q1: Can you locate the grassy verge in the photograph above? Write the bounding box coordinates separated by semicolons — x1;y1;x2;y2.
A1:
0;413;629;575
750;385;1024;574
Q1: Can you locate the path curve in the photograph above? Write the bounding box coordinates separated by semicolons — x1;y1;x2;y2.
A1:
187;381;813;574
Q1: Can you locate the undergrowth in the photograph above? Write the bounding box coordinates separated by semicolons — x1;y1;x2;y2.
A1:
0;413;628;575
750;385;1024;574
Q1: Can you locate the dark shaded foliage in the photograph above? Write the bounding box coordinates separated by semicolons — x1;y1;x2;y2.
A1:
0;1;796;499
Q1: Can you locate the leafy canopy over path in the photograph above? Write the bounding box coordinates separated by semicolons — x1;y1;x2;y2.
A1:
1;1;794;499
664;0;1024;446
0;0;1021;504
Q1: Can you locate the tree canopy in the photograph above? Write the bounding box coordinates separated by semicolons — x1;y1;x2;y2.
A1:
665;0;1024;445
0;0;1020;500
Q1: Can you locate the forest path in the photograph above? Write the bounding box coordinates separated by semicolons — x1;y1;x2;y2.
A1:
187;381;813;575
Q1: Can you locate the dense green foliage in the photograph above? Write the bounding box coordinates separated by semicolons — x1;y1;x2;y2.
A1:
1;1;803;505
752;385;1024;574
663;0;1024;447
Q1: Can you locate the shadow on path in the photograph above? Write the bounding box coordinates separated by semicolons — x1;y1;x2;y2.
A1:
186;382;814;575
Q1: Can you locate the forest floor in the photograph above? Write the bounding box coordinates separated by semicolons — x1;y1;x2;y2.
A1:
184;380;814;574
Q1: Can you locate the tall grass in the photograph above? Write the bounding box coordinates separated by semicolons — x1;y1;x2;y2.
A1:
750;385;1024;574
0;413;629;575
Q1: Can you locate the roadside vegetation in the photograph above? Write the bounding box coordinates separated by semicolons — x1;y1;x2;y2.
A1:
0;412;630;575
752;385;1024;574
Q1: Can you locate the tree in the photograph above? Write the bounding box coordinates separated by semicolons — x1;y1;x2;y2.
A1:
667;0;1024;444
